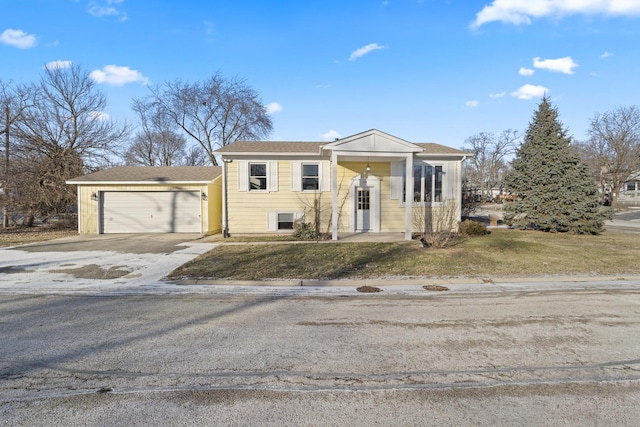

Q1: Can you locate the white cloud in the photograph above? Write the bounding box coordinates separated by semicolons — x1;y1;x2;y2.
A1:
519;67;535;76
90;65;149;86
489;92;506;98
511;84;548;100
45;60;72;70
322;130;341;140
266;102;282;114
349;43;385;61
88;1;128;22
472;0;640;28
533;56;578;74
601;51;613;58
0;29;37;49
465;100;479;108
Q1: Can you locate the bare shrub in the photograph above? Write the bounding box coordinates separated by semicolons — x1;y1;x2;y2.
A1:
413;199;460;249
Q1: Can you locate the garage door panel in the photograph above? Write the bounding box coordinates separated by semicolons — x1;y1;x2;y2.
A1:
101;191;202;233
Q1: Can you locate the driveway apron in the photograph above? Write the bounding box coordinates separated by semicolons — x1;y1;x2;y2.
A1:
0;234;217;294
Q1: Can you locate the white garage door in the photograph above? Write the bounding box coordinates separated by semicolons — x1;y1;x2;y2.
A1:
100;191;202;233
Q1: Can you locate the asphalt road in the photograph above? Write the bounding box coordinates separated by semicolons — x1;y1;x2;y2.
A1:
2;287;640;426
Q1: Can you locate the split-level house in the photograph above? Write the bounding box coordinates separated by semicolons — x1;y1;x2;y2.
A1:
216;129;470;240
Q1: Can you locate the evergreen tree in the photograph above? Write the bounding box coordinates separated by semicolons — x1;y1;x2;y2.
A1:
504;96;605;234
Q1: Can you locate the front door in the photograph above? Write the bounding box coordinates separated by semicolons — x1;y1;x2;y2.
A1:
355;187;371;231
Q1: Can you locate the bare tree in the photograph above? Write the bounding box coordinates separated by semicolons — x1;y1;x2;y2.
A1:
148;72;273;165
463;130;518;202
125;98;186;166
581;106;640;208
11;64;129;222
183;145;209;166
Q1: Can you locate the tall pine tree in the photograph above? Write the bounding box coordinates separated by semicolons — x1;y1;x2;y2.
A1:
504;96;604;234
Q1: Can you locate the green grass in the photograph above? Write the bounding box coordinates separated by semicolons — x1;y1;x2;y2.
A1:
169;229;640;280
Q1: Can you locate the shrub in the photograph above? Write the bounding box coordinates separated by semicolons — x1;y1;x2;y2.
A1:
459;219;487;237
293;221;321;240
413;199;461;249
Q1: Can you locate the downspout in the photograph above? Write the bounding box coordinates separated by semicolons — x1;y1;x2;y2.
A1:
222;158;232;238
331;151;338;240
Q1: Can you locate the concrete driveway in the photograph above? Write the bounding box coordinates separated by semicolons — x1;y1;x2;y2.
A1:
0;234;218;294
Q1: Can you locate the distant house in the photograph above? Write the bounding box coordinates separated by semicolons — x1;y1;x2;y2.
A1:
67;166;222;234
216;129;470;240
619;171;640;206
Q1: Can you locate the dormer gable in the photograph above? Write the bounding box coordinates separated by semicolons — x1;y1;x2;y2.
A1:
321;129;423;155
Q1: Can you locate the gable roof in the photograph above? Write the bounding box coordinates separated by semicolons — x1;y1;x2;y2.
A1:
67;166;221;185
215;129;469;157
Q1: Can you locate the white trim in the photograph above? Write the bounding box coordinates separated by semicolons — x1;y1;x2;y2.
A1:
238;161;248;191
291;161;301;192
269;160;279;191
331;152;338;240
291;161;328;192
215;151;324;157
68;180;214;185
321;161;330;191
267;211;304;232
405;155;413;240
267;212;277;231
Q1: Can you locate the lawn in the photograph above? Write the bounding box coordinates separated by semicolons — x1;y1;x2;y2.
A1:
168;229;640;281
0;226;77;248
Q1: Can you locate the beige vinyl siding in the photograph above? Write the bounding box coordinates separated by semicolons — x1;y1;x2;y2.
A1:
226;160;333;234
207;176;223;235
76;184;213;234
225;158;462;235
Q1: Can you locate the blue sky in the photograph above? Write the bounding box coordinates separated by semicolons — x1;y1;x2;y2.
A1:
2;0;640;149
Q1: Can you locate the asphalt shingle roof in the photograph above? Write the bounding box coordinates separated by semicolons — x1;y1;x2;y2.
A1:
216;140;468;155
67;166;221;183
415;143;469;155
216;141;324;154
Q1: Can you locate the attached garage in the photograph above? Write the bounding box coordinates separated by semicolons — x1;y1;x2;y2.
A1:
100;191;202;233
67;166;222;235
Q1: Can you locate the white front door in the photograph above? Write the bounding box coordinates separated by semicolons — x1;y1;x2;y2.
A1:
355;186;371;232
350;175;380;233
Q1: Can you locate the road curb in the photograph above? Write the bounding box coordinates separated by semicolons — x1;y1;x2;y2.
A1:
173;275;640;288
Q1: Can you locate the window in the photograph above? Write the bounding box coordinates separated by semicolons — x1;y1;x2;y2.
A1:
302;164;319;190
249;163;267;191
277;213;294;230
357;189;370;210
627;182;637;192
404;163;443;203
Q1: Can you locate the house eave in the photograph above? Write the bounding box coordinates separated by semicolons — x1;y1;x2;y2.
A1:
219;151;325;157
66;180;216;185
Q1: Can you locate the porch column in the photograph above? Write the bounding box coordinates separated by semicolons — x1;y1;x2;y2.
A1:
404;154;413;240
331;152;338;240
